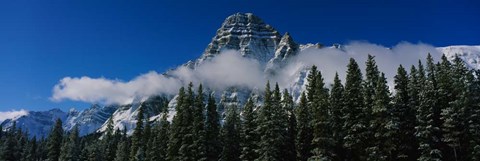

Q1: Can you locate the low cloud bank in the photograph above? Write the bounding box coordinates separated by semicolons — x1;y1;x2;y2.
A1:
52;42;443;104
0;109;28;122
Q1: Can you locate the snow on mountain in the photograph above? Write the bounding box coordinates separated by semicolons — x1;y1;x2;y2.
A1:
437;45;480;69
3;13;480;137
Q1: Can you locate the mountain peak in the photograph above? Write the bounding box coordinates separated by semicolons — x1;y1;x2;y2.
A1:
200;13;281;64
222;13;264;26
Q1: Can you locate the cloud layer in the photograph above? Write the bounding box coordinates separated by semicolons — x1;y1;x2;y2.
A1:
52;42;444;105
0;109;28;122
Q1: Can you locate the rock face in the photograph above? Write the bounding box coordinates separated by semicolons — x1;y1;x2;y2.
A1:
200;13;282;64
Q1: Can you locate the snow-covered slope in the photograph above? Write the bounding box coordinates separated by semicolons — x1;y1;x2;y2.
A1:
437;45;480;69
2;13;480;137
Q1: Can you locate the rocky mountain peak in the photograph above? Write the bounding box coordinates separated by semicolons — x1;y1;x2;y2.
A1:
200;13;281;64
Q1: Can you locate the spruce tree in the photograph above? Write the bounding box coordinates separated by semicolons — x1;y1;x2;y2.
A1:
392;65;417;160
192;84;207;161
205;93;221;161
468;70;480;160
309;70;334;161
114;135;130;161
167;87;186;161
296;92;313;161
240;97;258;161
220;101;241;161
59;125;80;161
256;82;286;161
366;73;392;161
130;106;144;161
104;117;117;161
330;72;346;161
416;56;443;161
47;118;63;161
179;82;196;161
283;89;297;161
343;58;366;160
441;56;468;161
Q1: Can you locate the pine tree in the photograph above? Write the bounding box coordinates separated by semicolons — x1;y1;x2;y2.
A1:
392;65;417;160
114;134;130;161
152;110;170;161
329;73;345;161
343;58;366;160
130;106;145;161
104;117;117;161
441;56;468;161
59;125;80;161
296;92;313;161
240;97;258;161
22;136;37;161
220;101;241;161
309;70;334;161
366;73;392;161
192;84;207;161
167;87;186;161
468;70;480;160
2;125;18;161
205;93;222;161
47;118;63;161
256;82;287;161
283;89;297;161
179;82;196;161
416;55;443;161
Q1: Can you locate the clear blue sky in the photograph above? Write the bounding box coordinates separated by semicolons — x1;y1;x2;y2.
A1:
0;0;479;111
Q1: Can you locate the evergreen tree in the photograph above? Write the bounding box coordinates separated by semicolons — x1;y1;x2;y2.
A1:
416;55;443;161
22;136;37;161
130;106;144;161
192;84;207;161
60;125;80;161
296;92;313;161
150;110;170;161
256;82;287;161
167;87;186;161
441;56;468;161
47;118;64;161
392;65;417;160
343;58;366;160
283;89;297;161
2;126;17;161
329;73;346;161
240;97;258;161
205;93;222;161
468;70;480;160
114;135;130;161
178;82;196;161
309;70;334;161
220;101;241;161
104;117;117;161
366;73;393;161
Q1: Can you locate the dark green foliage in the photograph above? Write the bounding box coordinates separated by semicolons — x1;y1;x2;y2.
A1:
47;118;64;161
329;73;345;161
167;87;186;161
60;125;80;161
392;65;417;160
205;93;222;161
220;100;241;161
283;89;297;161
295;92;313;161
310;70;334;161
343;58;367;160
240;97;258;161
130;106;145;161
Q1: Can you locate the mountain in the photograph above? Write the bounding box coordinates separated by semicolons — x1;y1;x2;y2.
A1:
2;13;480;137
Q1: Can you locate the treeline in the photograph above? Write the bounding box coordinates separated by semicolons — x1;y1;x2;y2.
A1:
2;54;480;161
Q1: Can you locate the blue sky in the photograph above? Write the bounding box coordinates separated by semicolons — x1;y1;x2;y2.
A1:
0;0;479;111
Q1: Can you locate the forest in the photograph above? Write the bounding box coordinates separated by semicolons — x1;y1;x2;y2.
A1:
1;54;479;161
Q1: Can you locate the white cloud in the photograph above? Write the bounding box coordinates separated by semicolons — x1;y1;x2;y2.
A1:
51;42;445;105
51;71;182;104
0;109;28;122
170;50;266;90
274;41;441;89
